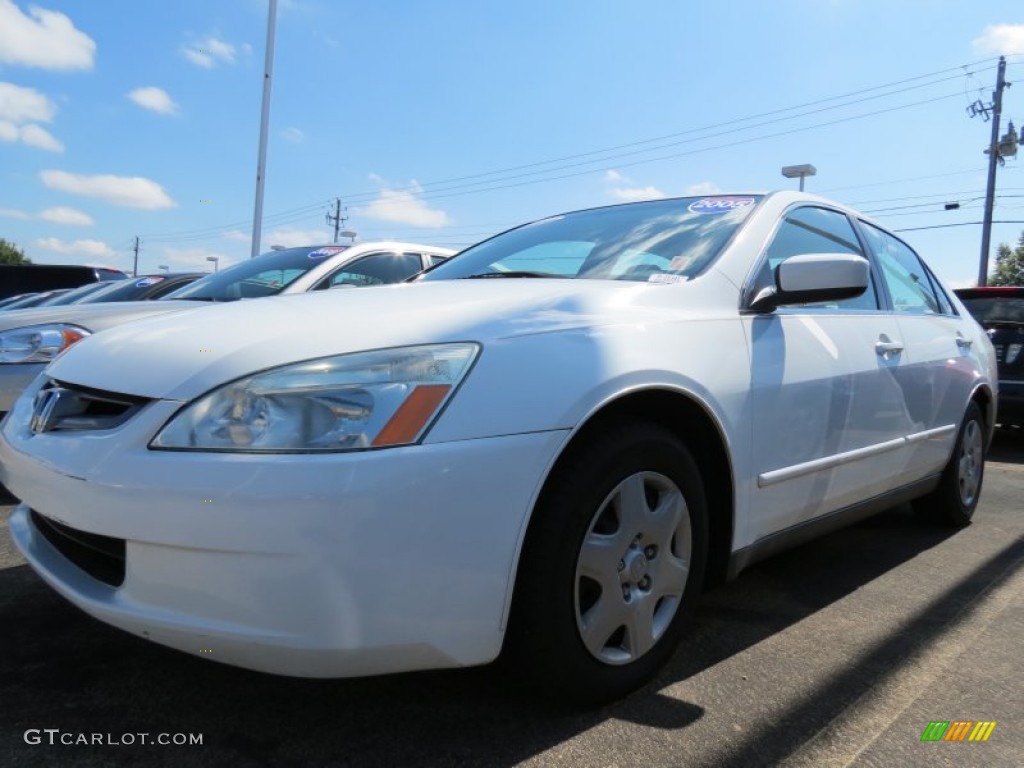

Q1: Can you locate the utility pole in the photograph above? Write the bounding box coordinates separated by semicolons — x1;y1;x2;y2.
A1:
250;0;278;258
132;236;140;277
326;198;347;243
978;56;1009;287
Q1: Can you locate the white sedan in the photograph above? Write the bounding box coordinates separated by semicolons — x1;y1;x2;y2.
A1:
0;242;453;419
0;192;997;704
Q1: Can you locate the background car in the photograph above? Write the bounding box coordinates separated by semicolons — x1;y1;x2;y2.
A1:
56;273;205;304
0;264;127;301
27;280;129;307
0;192;996;705
0;242;453;421
0;289;75;310
955;286;1024;427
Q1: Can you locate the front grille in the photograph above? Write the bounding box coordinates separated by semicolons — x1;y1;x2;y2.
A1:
31;379;150;434
30;509;126;587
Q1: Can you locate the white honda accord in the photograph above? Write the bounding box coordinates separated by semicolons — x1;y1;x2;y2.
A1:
0;192;998;704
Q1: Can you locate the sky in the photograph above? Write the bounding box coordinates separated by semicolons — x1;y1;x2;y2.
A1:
1;0;1023;286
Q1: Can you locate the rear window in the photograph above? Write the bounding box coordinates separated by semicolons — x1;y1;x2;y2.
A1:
959;295;1024;324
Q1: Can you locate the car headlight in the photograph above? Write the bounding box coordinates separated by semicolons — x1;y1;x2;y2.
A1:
0;324;90;364
1008;343;1022;365
151;343;480;452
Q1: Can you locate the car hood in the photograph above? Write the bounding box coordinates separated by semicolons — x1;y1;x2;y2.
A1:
0;300;203;333
45;279;708;401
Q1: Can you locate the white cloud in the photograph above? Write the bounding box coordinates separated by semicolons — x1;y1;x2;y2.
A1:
182;37;237;68
281;127;305;143
0;82;62;150
265;227;330;248
127;86;178;115
0;0;96;70
610;185;667;202
0;81;56;123
40;170;176;209
603;169;667;202
0;120;63;151
223;229;250;242
685;181;720;196
19;123;62;151
0;207;30;219
38;206;93;226
355;175;450;228
973;24;1024;55
163;247;238;271
34;237;115;259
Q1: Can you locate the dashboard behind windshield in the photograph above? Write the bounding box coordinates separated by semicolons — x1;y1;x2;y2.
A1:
421;196;762;283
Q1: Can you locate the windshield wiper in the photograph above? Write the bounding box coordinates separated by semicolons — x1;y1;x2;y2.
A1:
463;271;558;279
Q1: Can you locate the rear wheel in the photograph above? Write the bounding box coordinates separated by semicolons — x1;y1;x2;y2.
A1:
913;401;986;527
505;422;708;706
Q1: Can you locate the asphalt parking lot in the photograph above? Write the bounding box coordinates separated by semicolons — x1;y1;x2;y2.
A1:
1;431;1022;768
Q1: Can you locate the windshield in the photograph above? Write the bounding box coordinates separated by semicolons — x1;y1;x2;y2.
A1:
421;196;762;283
960;296;1024;324
31;281;122;306
163;245;349;301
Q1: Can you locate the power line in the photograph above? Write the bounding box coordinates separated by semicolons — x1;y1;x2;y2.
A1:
138;59;1001;246
895;220;1024;232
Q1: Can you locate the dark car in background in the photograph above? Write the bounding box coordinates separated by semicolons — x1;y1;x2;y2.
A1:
956;286;1024;426
0;264;127;301
0;289;75;310
58;273;205;304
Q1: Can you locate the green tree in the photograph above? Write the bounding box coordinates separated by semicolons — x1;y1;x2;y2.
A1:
0;238;31;265
990;232;1024;286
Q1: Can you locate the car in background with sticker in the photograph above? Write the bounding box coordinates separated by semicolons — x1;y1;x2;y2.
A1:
0;242;453;422
955;285;1024;427
5;274;204;312
0;193;997;706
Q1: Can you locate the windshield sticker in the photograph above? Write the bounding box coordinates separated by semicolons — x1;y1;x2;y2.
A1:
308;246;346;259
669;255;693;271
648;273;689;284
135;277;164;287
688;197;757;214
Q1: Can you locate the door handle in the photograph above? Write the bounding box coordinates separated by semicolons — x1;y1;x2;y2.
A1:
956;333;973;349
875;337;904;357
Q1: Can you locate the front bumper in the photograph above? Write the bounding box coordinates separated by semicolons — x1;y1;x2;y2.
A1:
1;390;567;677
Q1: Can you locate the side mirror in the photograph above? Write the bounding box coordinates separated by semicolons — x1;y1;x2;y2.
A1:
749;253;869;313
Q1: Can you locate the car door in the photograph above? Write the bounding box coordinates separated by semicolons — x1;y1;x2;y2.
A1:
857;221;977;481
743;206;913;543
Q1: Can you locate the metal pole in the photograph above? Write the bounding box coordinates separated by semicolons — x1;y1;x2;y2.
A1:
978;56;1007;287
132;236;139;276
799;176;805;192
251;0;278;258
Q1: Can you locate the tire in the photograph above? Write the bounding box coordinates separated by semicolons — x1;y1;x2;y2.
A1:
913;401;986;527
504;421;708;706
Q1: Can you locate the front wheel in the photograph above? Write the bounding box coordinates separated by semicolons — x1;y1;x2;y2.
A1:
913;401;986;527
505;422;708;706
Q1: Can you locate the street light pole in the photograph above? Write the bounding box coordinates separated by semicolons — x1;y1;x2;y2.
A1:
978;56;1008;287
781;164;817;191
250;0;278;258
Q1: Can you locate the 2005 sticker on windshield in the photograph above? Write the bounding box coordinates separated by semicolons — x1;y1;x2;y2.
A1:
688;197;756;214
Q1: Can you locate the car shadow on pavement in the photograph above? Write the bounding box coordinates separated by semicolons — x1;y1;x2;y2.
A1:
0;501;984;768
